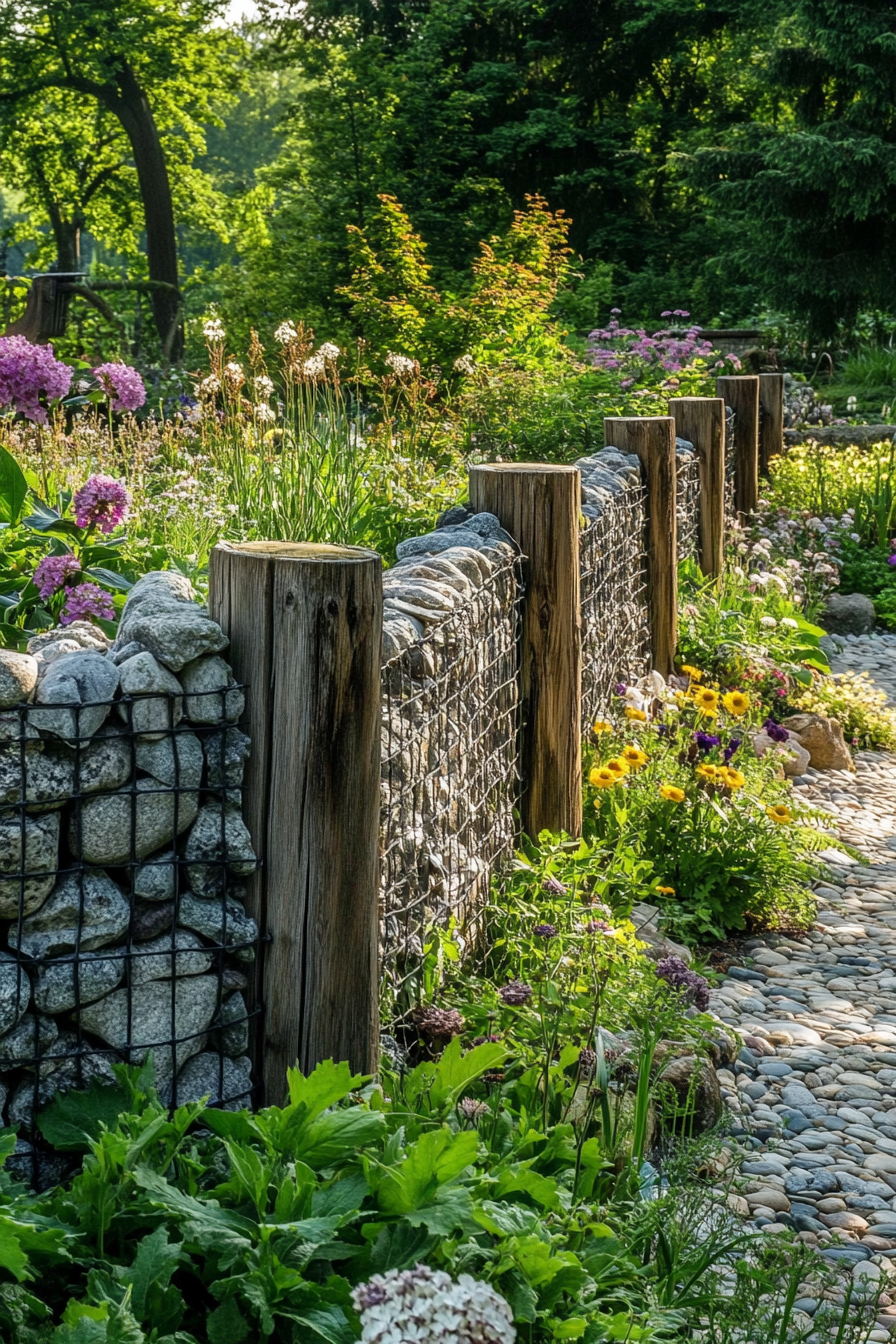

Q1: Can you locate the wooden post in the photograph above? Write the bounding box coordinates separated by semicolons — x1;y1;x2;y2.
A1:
209;541;382;1106
716;375;760;519
758;372;785;476
468;464;582;839
669;396;726;578
603;416;677;677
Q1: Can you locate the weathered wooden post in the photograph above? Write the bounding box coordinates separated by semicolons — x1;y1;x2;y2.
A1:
759;372;785;475
603;416;677;678
669;396;726;578
468;464;582;839
209;541;382;1106
716;374;760;519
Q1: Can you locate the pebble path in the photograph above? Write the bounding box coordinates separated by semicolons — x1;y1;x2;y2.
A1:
712;632;896;1338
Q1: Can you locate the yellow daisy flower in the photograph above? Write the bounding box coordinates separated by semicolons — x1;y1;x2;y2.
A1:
659;784;686;803
722;690;750;717
590;766;619;789
625;706;647;722
621;745;648;769
591;719;613;735
680;665;703;682
766;804;793;824
605;757;629;777
695;763;720;781
720;767;746;790
692;687;719;716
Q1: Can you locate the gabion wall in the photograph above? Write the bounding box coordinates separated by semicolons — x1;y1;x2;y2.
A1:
0;571;259;1169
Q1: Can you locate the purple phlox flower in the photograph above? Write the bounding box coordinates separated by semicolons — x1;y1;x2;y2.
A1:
533;923;557;939
655;955;711;1011
498;979;533;1006
0;336;72;423
888;555;896;567
93;362;146;413
60;582;114;626
763;718;790;744
693;731;721;753
541;875;567;895
34;553;81;600
614;682;627;696
73;475;131;533
723;736;743;763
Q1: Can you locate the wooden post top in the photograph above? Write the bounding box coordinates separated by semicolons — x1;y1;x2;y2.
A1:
605;414;675;423
470;462;579;475
213;540;380;563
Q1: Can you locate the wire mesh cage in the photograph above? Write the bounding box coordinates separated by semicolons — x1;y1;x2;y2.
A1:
380;555;523;1010
724;406;737;531
580;483;651;730
676;449;701;565
0;683;260;1186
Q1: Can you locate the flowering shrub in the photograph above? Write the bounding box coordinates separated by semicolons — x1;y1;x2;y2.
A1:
353;1266;515;1344
789;669;896;751
586;311;742;388
0;335;72;423
73;473;131;533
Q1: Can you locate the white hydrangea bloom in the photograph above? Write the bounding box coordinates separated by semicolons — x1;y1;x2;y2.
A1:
759;616;777;628
385;351;417;376
274;321;298;344
203;317;226;341
352;1265;515;1344
780;617;799;629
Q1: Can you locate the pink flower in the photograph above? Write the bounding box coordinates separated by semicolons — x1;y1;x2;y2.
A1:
60;583;114;626
34;554;81;599
73;475;130;533
0;336;72;423
93;362;146;413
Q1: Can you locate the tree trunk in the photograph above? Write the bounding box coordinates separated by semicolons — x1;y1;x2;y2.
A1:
106;63;182;361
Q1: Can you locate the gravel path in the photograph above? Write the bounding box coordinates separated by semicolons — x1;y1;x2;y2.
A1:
711;633;896;1338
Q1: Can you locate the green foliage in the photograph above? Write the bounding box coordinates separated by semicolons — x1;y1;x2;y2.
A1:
788;669;896;752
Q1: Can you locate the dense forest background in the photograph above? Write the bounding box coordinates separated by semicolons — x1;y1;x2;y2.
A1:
1;0;895;362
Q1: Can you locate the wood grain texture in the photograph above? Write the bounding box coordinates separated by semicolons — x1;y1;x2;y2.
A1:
469;464;582;839
716;375;760;519
758;373;785;476
603;416;677;677
209;541;382;1106
669;396;725;578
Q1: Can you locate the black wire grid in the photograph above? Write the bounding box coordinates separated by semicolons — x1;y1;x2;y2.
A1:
724;406;737;530
580;481;652;731
379;555;523;1009
0;686;260;1185
676;452;701;565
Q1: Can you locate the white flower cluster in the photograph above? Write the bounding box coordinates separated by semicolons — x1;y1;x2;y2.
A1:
303;353;326;379
386;351;417;377
202;317;226;342
318;342;341;361
254;374;274;396
453;354;476;376
352;1265;515;1344
274;321;298;344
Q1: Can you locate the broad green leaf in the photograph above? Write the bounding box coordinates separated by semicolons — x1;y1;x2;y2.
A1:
297;1108;387;1169
84;566;133;592
402;1184;476;1235
133;1167;257;1238
127;1227;182;1322
284;1059;369;1122
202;1109;259;1142
429;1037;507;1107
312;1172;370;1219
378;1127;478;1216
0;1223;29;1282
0;447;28;525
206;1299;249;1344
475;1200;541;1237
63;1302;109;1326
276;1307;354;1343
38;1079;131;1151
549;1318;587;1339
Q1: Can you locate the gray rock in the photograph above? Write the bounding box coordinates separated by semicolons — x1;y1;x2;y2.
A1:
129;928;213;985
34;949;125;1014
0;953;31;1034
114;572;228;673
177;892;257;961
0;651;38;707
381;578;457;614
204;726;250;791
657;1054;724;1133
0;728;132;812
108;640;148;666
70;728;134;795
32;638;84;665
416;546;491;583
116;652;183;738
435;505;472;529
135;730;203;789
11;870;130;959
395;527;499;561
463;512;517;549
0;810;60;917
184;803;256;897
75;975;220;1091
174;1051;252;1110
0;711;40;747
29;622;110;655
211;992;249;1056
820;593;876;636
131;849;177;903
132;899;174;943
31;651;119;742
0;1014;58;1069
179;656;243;724
70;778;199;865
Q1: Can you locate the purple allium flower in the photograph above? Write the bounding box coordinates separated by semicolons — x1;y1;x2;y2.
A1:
73;475;131;533
458;1096;489;1121
0;336;72;423
533;923;557;939
410;1004;465;1040
60;582;115;626
655;955;711;1011
34;553;80;599
498;979;533;1005
541;875;567;895
723;736;743;763
93;362;146;413
614;683;627;696
888;555;896;567
693;731;721;753
763;718;790;744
